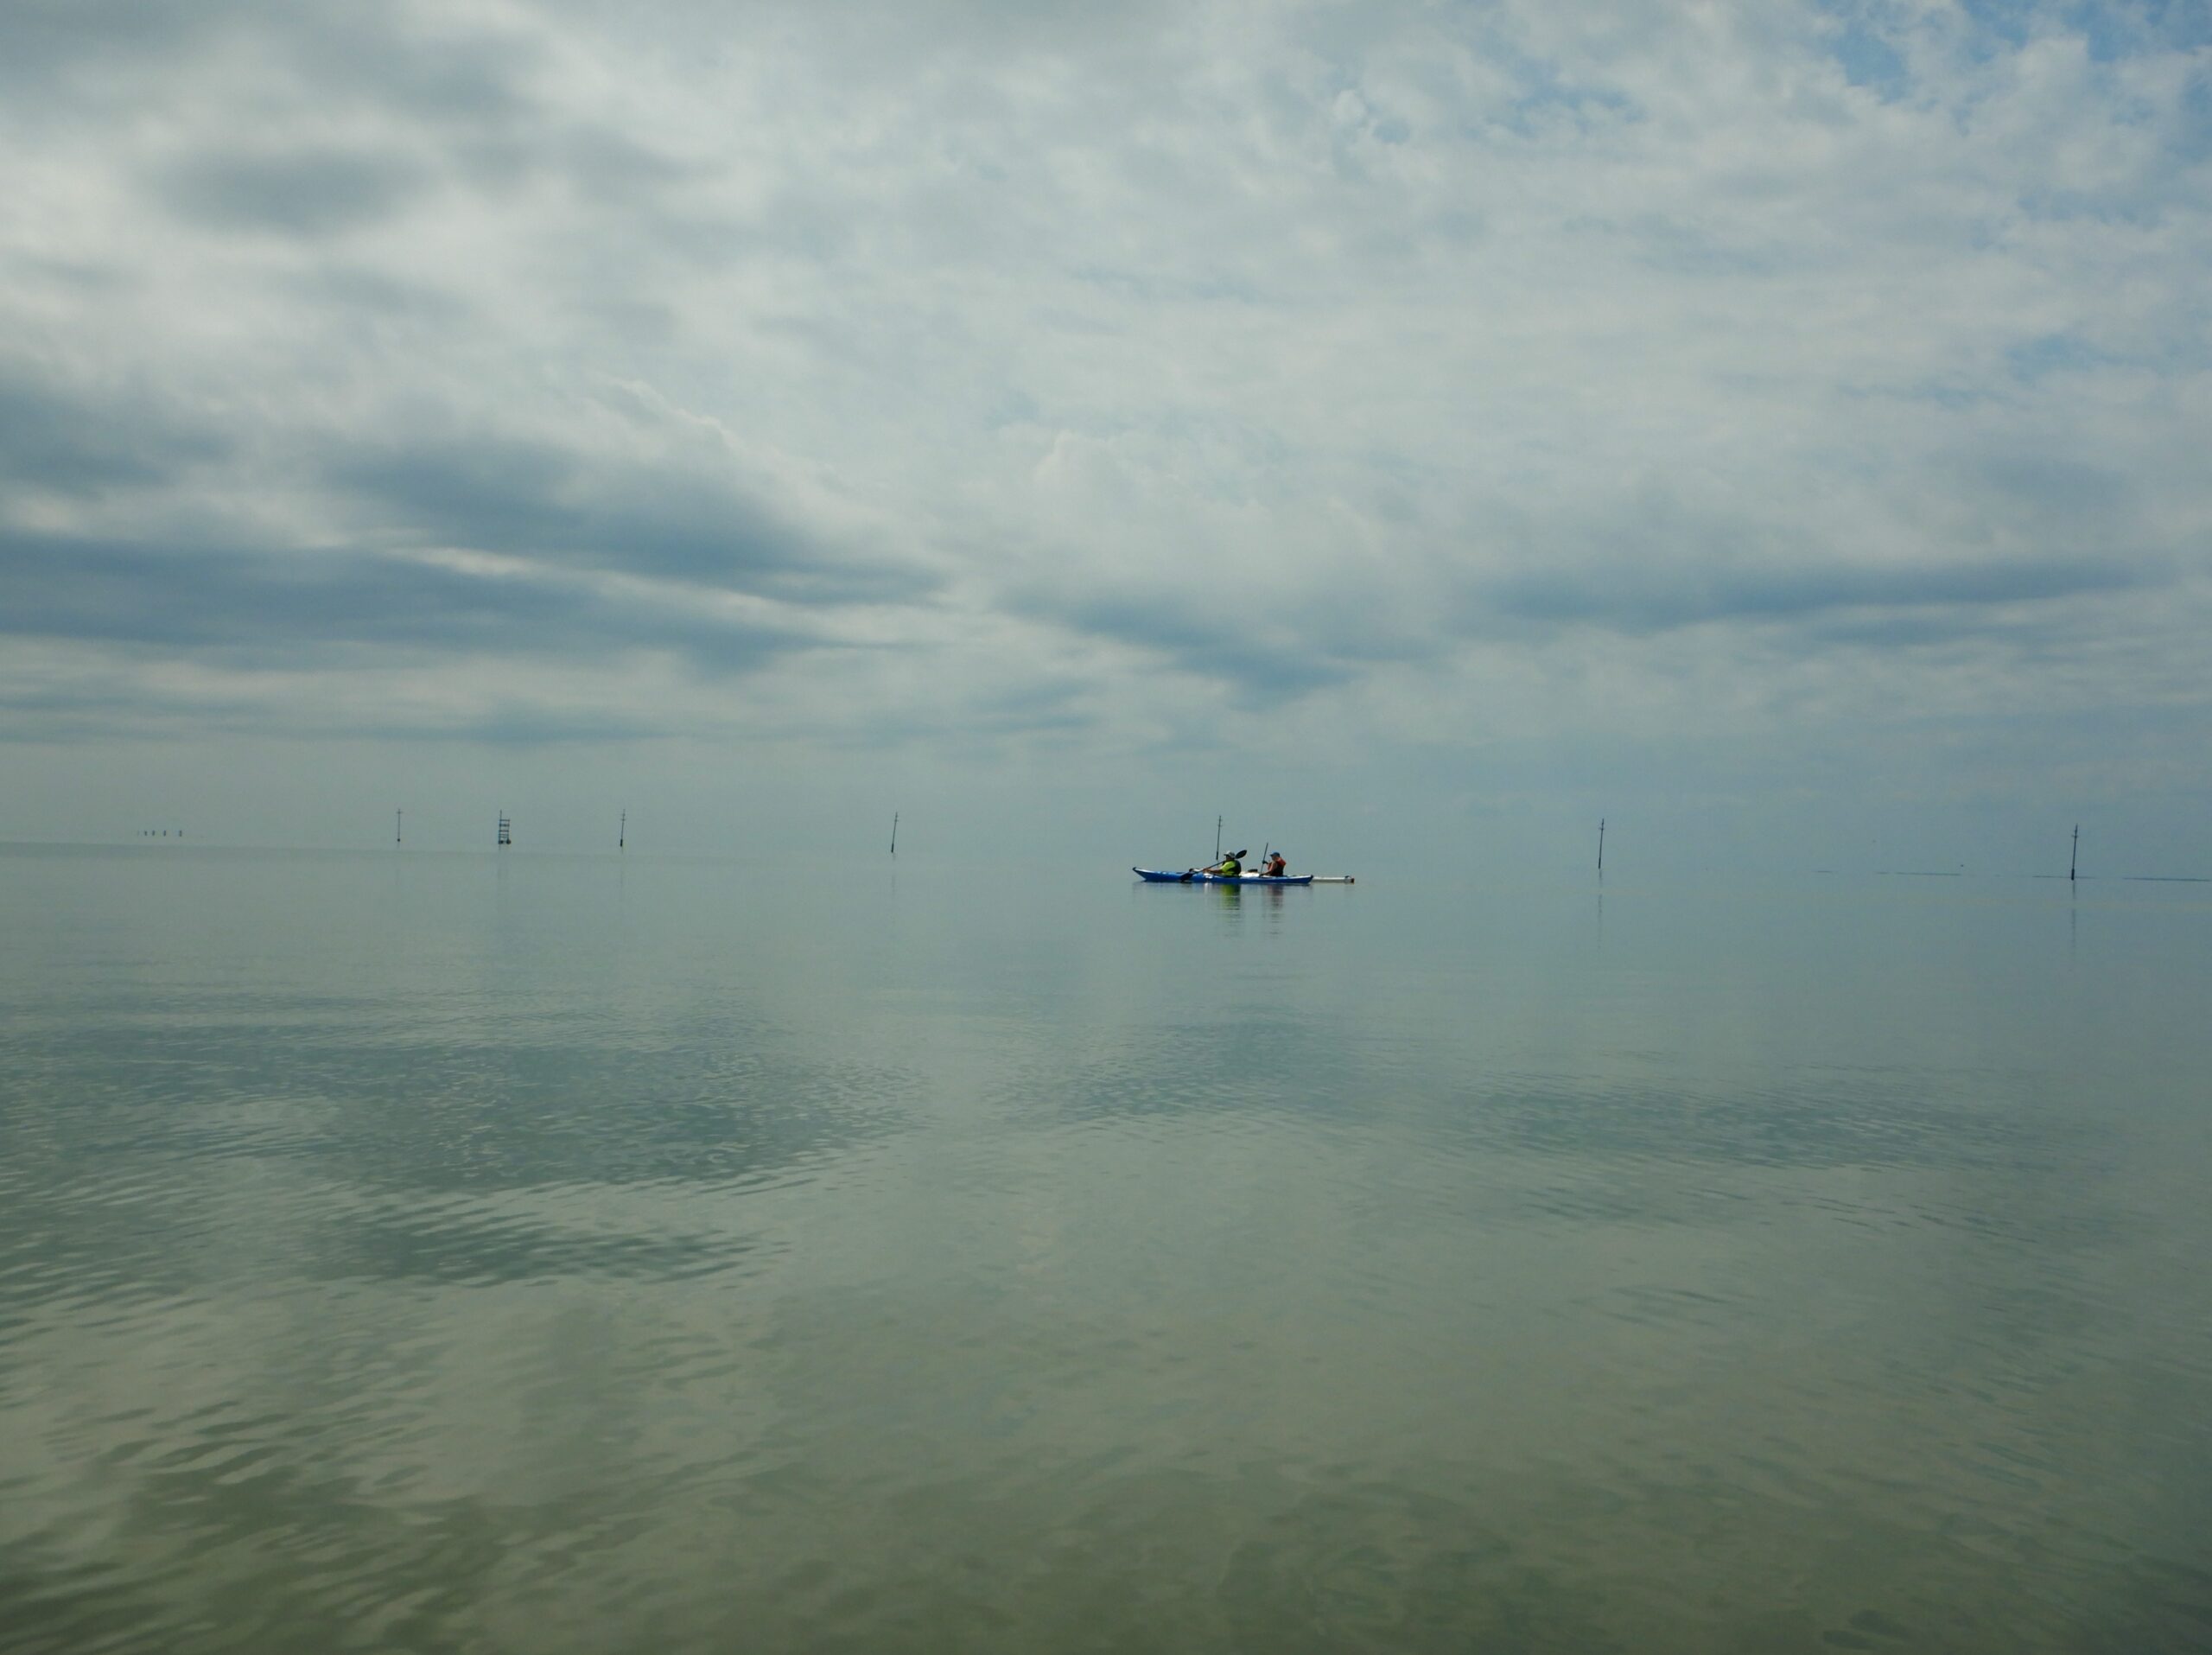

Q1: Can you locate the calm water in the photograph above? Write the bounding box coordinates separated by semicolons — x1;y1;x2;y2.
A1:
3;844;2209;1653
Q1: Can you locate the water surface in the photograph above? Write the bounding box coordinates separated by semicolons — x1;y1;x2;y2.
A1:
3;845;2209;1652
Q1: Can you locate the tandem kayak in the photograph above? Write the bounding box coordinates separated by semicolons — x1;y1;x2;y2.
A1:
1134;868;1316;886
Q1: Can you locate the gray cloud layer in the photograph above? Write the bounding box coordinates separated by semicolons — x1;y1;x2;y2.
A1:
0;530;810;673
1;0;2207;786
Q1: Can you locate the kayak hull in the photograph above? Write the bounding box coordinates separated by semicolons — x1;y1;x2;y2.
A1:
1134;868;1315;886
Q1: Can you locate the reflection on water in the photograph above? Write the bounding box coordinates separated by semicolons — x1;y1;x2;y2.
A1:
2;846;2209;1652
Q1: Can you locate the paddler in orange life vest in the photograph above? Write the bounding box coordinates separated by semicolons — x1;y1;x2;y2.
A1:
1260;851;1287;877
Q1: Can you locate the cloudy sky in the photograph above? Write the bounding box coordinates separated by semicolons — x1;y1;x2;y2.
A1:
3;0;2207;869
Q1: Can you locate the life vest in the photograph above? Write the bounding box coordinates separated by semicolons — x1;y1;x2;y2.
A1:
1218;857;1242;877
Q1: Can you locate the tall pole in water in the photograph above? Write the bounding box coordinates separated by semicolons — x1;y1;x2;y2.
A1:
2070;824;2078;882
1598;818;1605;875
1215;815;1223;863
890;812;898;856
396;809;402;844
619;809;626;851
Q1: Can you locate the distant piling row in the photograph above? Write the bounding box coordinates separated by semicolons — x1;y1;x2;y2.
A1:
315;812;2105;878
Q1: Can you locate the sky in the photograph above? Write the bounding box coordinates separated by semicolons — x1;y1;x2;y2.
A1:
1;0;2207;873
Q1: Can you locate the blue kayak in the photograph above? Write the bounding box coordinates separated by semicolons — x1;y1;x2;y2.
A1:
1134;868;1314;886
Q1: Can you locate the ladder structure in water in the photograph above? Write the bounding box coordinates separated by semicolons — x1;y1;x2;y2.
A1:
497;812;512;848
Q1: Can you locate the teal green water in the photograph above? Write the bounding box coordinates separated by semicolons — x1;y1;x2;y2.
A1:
3;845;2209;1652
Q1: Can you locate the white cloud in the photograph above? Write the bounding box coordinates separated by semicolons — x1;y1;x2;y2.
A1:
1;0;2207;860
